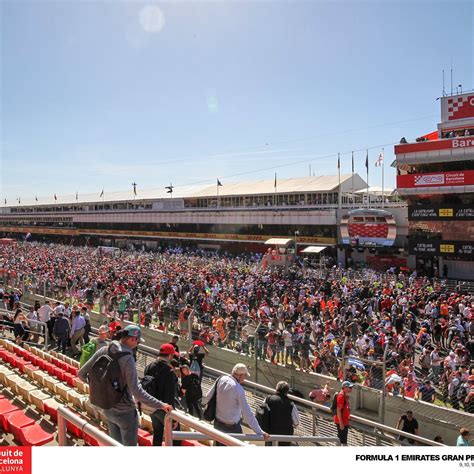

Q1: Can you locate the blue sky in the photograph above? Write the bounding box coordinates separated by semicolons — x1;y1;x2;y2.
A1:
1;0;472;201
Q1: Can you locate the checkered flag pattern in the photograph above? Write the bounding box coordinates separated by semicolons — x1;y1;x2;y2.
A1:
348;223;389;239
447;96;474;120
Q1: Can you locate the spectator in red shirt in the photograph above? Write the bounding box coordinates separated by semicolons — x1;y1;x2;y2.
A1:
334;381;353;445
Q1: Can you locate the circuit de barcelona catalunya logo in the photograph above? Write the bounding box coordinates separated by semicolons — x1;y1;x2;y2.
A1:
447;95;474;120
414;174;444;186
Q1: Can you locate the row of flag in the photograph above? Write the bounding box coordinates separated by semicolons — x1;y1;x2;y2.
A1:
338;150;385;171
4;183;140;205
4;151;385;205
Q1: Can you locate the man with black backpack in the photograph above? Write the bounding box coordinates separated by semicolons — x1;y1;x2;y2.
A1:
143;343;180;446
78;325;172;446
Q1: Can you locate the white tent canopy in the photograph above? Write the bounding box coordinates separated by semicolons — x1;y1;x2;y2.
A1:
264;238;294;246
301;246;327;254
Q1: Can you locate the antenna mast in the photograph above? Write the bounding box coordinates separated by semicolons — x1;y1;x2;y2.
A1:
450;57;453;95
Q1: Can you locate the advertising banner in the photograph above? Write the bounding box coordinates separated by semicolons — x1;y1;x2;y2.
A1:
409;240;474;259
408;205;474;220
397;170;474;189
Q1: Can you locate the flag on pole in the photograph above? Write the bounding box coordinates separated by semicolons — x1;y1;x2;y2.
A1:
17;197;21;204
337;153;340;170
351;152;354;173
274;173;277;189
365;150;369;170
217;179;223;187
4;198;6;205
132;182;137;196
54;194;57;201
100;189;104;198
375;151;384;167
35;196;38;202
76;191;78;201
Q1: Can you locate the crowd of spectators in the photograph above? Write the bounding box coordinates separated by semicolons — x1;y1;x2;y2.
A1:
0;242;473;415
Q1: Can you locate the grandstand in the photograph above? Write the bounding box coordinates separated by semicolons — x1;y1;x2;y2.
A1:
0;174;405;270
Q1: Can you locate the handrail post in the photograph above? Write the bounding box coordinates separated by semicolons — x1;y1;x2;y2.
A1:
43;322;49;350
57;410;68;446
311;407;317;436
254;322;261;386
163;412;174;446
339;336;348;381
379;342;390;424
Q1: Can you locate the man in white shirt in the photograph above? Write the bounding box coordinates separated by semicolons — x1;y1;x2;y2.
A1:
429;347;442;383
282;327;294;365
38;301;52;323
54;301;65;316
38;301;54;342
204;363;269;445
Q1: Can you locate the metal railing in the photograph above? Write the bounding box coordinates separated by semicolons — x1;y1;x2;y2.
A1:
163;410;248;446
203;366;445;447
170;431;341;446
127;339;446;447
57;406;122;446
0;308;49;350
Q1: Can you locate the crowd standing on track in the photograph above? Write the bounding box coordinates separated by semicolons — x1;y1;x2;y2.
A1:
0;242;473;419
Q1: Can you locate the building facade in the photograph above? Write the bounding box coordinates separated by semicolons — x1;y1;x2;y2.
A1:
395;91;474;279
1;174;407;269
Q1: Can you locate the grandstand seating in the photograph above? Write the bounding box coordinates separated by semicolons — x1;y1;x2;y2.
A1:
0;338;205;447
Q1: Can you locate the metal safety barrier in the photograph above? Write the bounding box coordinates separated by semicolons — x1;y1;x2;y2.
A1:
170;431;341;446
0;308;49;350
204;366;445;447
57;406;122;446
163;410;247;446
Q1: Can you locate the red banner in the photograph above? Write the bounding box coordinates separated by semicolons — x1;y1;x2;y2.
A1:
397;170;474;188
394;136;474;154
445;94;474;121
0;447;31;474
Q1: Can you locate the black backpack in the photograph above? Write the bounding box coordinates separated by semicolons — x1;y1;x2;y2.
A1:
140;374;159;398
185;374;203;402
88;346;129;409
331;392;345;416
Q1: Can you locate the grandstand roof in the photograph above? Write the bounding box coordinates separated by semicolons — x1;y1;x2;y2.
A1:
8;174;367;206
